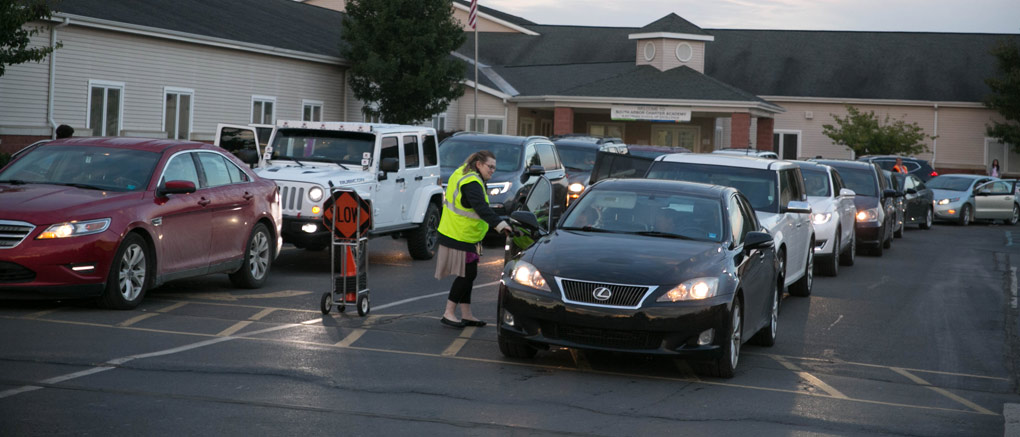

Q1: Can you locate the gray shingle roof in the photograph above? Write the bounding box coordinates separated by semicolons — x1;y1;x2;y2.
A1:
452;0;535;26
635;13;710;36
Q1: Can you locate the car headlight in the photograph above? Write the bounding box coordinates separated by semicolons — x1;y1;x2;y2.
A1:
657;277;719;302
510;260;550;291
37;218;111;239
855;208;879;222
937;197;958;205
568;183;585;193
487;182;511;196
308;186;324;202
812;212;832;225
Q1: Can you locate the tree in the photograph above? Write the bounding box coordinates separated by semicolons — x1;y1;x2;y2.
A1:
341;0;466;125
985;38;1020;151
1;0;60;78
822;105;933;156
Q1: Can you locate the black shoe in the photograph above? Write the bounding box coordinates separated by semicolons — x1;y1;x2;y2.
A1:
462;319;486;327
440;317;465;328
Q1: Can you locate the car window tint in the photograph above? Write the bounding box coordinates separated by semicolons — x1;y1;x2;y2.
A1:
536;143;559;171
646;162;779;213
438;139;522;172
980;181;1011;194
728;195;745;244
403;135;420;168
423;135;438;166
903;176;916;190
738;194;759;233
801;167;830;197
218;127;257;155
525;144;540;169
163;153;200;186
380;136;399;166
524;176;552;230
197;152;232;187
779;170;793;206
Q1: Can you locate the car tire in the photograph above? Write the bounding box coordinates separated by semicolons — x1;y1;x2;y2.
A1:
702;299;742;379
776;249;786;295
920;207;933;230
882;223;892;249
894;219;904;238
498;332;537;359
229;223;273;289
789;242;813;297
407;202;440;260
752;284;779;347
98;233;150;310
959;204;972;226
819;231;839;277
1010;205;1019;226
839;229;856;266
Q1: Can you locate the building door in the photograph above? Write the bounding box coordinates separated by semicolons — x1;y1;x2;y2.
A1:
651;125;699;150
519;118;535;136
773;131;801;160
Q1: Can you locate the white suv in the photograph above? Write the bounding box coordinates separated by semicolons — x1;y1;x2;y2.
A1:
216;121;443;260
645;154;815;296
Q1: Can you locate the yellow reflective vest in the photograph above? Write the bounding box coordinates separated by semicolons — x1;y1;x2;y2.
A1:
438;164;490;244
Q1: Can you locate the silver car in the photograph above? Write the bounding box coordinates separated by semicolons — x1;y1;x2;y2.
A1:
794;161;856;277
930;175;1019;225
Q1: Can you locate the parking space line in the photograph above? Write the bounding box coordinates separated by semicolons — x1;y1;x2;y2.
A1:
157;302;188;313
23;307;66;319
748;352;1010;381
335;329;367;347
249;308;277;321
441;327;477;357
772;355;848;399
890;367;996;415
373;281;499;311
217;321;253;337
116;313;160;327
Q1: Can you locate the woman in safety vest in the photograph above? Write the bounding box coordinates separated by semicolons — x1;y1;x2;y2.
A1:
892;157;909;174
434;150;511;328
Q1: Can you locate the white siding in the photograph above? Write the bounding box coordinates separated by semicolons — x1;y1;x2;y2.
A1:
0;25;54;129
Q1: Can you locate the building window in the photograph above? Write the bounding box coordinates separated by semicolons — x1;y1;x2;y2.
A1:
302;100;323;122
88;80;125;137
431;113;447;132
772;130;801;160
519;117;535;136
467;116;504;134
676;42;693;62
540;119;552;137
363;106;382;123
251;96;275;124
164;87;193;140
587;122;624;139
643;42;656;61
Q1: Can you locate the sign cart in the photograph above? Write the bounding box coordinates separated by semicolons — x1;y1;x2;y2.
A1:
319;187;372;316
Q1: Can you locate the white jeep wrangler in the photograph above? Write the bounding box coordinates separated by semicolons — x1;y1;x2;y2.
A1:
216;121;443;260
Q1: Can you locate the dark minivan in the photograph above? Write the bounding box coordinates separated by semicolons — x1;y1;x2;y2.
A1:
811;159;897;256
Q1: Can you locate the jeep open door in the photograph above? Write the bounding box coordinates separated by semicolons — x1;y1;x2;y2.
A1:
214;123;275;167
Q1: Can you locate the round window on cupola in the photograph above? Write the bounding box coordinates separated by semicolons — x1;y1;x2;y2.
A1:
676;42;693;62
643;41;656;61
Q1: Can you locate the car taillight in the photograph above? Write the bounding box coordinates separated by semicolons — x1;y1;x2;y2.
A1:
930;171;938;177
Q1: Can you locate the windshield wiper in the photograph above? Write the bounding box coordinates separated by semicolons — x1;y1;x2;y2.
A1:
560;225;617;233
0;179;28;185
302;157;349;170
54;182;105;190
635;230;694;240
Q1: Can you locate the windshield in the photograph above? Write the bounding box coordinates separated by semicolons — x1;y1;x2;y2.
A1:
801;167;831;197
832;166;878;197
269;129;375;166
439;139;522;172
0;145;159;192
927;176;977;191
557;146;597;171
645;162;779;213
562;189;724;242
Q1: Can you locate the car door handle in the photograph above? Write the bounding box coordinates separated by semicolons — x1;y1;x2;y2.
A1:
395;178;405;183
198;198;211;206
414;176;423;181
243;192;254;200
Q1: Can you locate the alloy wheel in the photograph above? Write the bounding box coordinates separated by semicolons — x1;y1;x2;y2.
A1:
729;302;742;369
248;230;270;280
118;244;147;301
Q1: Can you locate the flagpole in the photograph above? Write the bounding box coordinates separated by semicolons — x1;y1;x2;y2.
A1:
473;26;478;132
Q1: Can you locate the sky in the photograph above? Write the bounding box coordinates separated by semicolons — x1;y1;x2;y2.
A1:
482;0;1020;34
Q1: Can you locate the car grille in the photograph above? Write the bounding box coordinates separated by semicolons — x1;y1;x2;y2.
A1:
0;261;35;283
542;321;663;350
0;220;35;249
280;186;306;214
558;278;653;308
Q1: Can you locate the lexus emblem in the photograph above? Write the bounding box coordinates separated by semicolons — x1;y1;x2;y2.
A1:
592;287;612;301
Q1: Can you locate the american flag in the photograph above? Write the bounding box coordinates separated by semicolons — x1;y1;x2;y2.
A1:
468;0;478;29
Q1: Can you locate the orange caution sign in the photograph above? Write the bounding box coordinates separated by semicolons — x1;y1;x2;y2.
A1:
321;190;372;240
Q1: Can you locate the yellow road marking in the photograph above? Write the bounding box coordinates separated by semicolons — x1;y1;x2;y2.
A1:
217;321;253;337
249;308;277;321
335;329;367;347
748;352;1009;381
771;355;848;399
441;326;476;357
157;302;188;313
24;308;65;319
890;367;996;415
116;313;160;327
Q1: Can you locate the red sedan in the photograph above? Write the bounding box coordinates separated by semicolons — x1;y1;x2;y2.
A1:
0;138;282;309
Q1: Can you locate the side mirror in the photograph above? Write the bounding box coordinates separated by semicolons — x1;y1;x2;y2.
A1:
157;180;196;197
782;200;811;214
883;189;898;199
235;149;259;165
744;231;774;252
380;157;399;173
527;165;545;176
839;188;856;197
905;188;917;195
510;210;542;231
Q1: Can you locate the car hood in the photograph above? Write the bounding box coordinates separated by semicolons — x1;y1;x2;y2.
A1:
524;230;727;286
807;197;834;213
931;188;966;200
0;183;143;222
257;164;374;186
852;195;879;210
566;172;592;186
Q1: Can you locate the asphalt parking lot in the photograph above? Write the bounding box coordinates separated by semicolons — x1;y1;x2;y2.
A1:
2;222;1019;435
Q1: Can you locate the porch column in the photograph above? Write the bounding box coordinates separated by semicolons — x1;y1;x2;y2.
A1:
731;113;750;149
553;107;574;136
756;117;775;152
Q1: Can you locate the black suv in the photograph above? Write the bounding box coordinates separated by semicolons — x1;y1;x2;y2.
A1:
438;133;569;226
857;155;938;181
811;159;898;256
552;136;629;203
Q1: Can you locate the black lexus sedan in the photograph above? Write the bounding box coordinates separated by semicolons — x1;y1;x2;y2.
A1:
498;178;780;378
